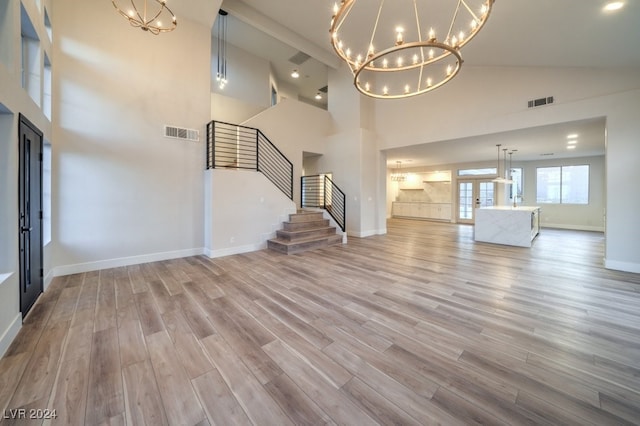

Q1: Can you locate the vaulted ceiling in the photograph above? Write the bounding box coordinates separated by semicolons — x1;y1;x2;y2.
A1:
184;0;640;166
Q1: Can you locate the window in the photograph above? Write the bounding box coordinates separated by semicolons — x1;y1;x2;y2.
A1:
458;167;497;176
43;143;51;244
536;165;589;204
509;167;523;200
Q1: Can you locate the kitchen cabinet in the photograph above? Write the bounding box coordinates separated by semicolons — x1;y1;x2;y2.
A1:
392;202;452;221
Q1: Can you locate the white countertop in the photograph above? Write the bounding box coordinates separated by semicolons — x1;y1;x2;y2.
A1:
478;205;540;212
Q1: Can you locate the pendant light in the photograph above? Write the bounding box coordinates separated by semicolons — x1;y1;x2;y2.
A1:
492;144;512;184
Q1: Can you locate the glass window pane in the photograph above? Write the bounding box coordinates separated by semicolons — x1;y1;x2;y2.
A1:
458;168;497;176
561;165;589;204
458;182;473;219
509;167;523;200
537;167;561;203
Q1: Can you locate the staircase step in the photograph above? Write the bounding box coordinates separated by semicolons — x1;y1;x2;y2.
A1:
283;219;330;231
267;234;342;255
288;211;325;223
276;226;336;242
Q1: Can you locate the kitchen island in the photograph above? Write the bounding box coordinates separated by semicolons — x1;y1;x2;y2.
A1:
474;206;541;247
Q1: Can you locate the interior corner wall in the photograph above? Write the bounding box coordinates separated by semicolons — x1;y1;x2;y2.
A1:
323;64;386;237
241;98;333;207
211;39;271;111
51;1;211;274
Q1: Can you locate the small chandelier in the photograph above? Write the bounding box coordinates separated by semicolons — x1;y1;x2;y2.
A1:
112;0;177;35
330;0;495;99
215;10;229;89
391;161;407;182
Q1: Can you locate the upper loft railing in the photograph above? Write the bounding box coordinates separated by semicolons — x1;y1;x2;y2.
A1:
301;174;346;232
206;120;293;200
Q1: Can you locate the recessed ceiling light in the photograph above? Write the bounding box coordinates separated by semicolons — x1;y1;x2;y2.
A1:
291;69;300;78
315;93;322;100
603;1;624;11
568;140;578;145
567;133;579;139
567;145;577;150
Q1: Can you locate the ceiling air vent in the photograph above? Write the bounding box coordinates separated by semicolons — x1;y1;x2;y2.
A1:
289;51;311;65
318;85;328;93
528;96;554;108
164;125;199;142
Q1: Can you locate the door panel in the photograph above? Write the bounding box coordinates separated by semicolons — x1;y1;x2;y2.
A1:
457;179;495;224
18;114;43;318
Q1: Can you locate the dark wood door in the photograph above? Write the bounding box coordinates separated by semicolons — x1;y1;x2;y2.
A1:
18;114;43;318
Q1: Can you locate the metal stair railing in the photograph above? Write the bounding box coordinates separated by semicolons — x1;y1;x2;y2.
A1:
301;174;346;232
207;120;293;200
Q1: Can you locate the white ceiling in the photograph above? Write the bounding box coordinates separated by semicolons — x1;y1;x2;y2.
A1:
199;0;639;166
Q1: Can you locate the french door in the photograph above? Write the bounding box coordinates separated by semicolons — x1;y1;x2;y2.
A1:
457;179;495;224
18;114;43;317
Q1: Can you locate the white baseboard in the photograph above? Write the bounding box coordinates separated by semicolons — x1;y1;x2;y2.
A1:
43;268;54;291
53;248;205;277
0;313;21;358
204;242;265;258
541;223;605;232
604;259;640;274
350;228;387;238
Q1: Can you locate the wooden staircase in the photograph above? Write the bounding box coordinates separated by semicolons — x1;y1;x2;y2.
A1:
267;210;343;254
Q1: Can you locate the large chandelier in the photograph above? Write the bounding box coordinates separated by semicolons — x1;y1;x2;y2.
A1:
112;0;177;35
330;0;495;99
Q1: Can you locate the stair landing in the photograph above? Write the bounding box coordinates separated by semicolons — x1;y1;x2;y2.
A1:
267;210;343;255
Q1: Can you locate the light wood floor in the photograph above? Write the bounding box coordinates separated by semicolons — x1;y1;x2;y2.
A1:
1;219;640;425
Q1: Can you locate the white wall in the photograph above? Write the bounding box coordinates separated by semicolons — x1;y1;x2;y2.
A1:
523;156;605;231
211;39;271;111
204;169;296;257
51;0;212;274
211;92;266;124
242;98;334;206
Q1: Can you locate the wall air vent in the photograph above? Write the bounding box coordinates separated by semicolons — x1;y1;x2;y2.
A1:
318;85;328;93
289;51;311;65
528;96;554;108
164;125;199;142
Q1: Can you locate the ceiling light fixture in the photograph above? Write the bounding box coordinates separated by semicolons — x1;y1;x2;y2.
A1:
215;10;229;89
492;144;513;184
315;92;322;100
603;1;624;11
112;0;177;35
291;69;300;78
391;161;407;182
330;0;495;99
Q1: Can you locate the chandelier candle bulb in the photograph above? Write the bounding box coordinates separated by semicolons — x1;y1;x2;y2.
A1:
396;27;404;45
